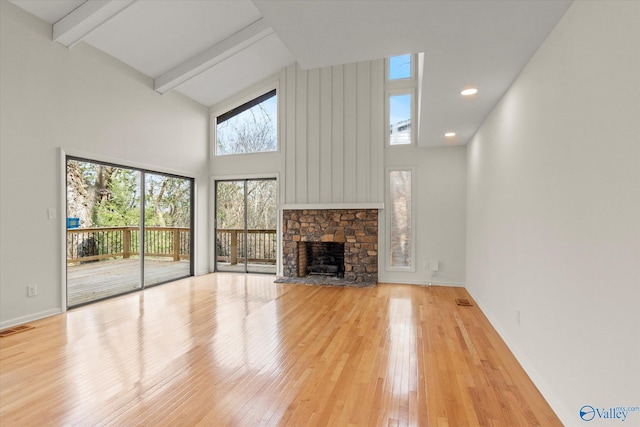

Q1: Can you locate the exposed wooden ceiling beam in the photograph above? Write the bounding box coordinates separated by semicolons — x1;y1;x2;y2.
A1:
154;18;273;95
53;0;136;48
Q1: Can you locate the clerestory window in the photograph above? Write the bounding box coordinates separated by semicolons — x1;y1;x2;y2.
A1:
386;54;417;146
389;93;413;145
388;53;412;80
215;89;277;156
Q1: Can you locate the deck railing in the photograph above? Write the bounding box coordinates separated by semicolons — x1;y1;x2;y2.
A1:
216;229;277;265
67;226;190;264
68;227;277;266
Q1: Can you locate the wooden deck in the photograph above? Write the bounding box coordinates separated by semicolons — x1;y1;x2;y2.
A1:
0;275;561;426
68;259;275;307
67;258;191;306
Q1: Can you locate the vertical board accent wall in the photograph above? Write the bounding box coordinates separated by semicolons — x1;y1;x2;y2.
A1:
284;62;384;205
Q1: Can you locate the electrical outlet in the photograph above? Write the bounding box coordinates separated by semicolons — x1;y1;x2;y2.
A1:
27;284;37;297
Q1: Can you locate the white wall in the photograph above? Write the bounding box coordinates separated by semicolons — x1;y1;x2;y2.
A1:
209;60;386;205
466;1;640;425
382;145;467;286
209;60;466;285
0;2;210;327
211;61;385;204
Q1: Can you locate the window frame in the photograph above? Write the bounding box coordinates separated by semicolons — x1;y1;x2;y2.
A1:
386;88;416;147
386;53;415;82
212;83;279;157
64;155;195;307
385;54;418;147
385;166;416;272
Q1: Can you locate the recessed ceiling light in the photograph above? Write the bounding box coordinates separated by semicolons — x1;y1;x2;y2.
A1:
444;132;456;138
461;88;478;96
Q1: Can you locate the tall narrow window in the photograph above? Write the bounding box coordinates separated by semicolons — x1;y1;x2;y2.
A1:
386;54;417;146
215;89;277;156
388;170;413;269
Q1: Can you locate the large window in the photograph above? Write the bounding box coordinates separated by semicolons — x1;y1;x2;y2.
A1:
65;157;193;307
215;89;277;156
388;169;413;270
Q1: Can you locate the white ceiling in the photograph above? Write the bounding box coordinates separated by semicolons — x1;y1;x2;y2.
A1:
10;0;572;147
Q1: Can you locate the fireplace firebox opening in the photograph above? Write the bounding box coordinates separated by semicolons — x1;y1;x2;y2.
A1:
298;242;345;278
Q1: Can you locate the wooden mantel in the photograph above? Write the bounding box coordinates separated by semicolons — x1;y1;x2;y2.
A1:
280;203;384;210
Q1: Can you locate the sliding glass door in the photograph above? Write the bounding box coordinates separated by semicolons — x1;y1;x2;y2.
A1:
143;172;193;287
66;159;142;306
66;157;193;307
215;178;276;274
215;180;244;273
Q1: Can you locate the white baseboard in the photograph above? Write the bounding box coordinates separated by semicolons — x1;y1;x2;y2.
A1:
427;280;465;287
465;289;570;426
377;278;465;287
0;308;62;330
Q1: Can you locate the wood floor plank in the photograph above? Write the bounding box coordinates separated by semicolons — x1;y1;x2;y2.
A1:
0;274;562;426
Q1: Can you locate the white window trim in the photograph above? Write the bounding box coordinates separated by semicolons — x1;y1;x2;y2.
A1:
385;54;417;85
385;53;418;148
385;166;416;272
209;172;281;275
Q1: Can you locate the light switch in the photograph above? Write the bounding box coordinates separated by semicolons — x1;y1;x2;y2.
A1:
47;208;56;220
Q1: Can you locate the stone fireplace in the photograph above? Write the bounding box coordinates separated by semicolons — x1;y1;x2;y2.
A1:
281;209;378;285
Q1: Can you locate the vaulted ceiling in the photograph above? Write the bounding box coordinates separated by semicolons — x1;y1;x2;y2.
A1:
10;0;572;146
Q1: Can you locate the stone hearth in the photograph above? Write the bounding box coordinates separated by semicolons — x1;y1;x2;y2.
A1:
280;209;378;285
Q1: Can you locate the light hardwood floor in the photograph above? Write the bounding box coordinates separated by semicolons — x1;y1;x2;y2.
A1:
0;274;561;426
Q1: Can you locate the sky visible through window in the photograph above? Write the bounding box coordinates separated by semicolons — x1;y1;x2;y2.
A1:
262;96;277;118
389;94;411;126
389;94;411;145
389;54;411;80
388;54;413;145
